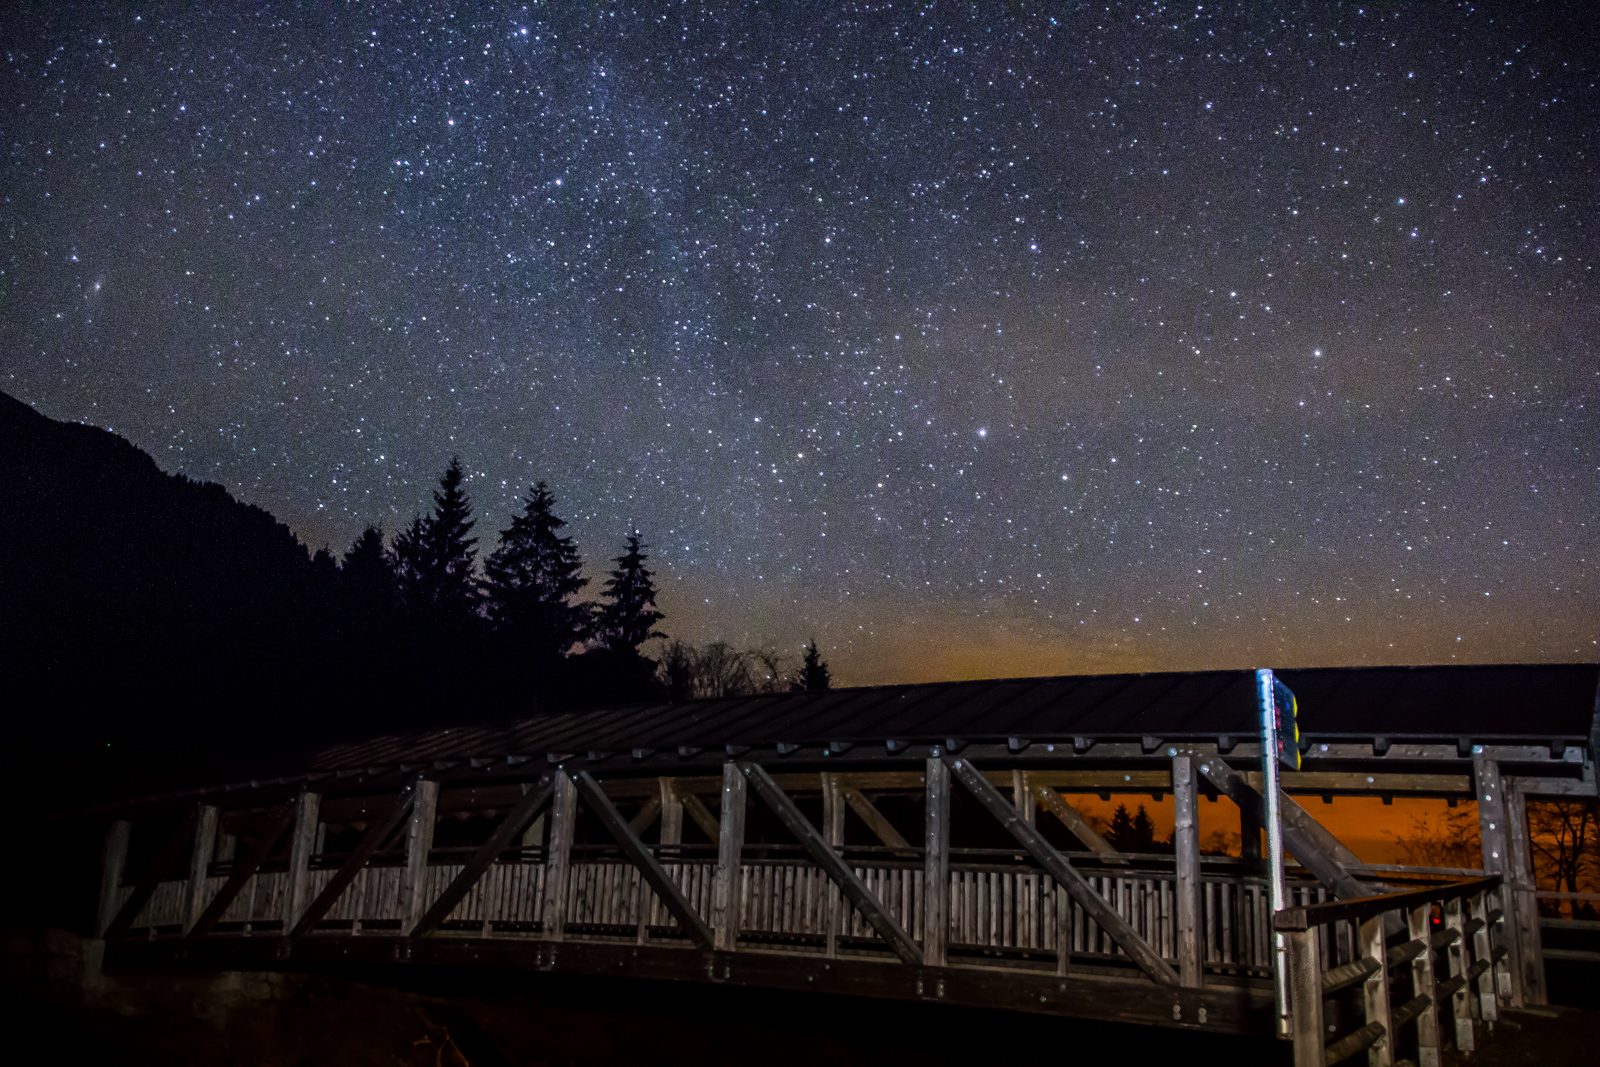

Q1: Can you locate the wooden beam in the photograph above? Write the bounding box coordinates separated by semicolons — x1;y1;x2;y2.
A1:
187;804;295;939
682;792;721;840
1408;903;1441;1067
1502;778;1546;1006
183;805;220;933
944;755;1179;986
1012;769;1035;826
1033;786;1128;865
283;791;322;932
411;774;556;939
923;757;950;968
1360;912;1396;1067
1473;754;1526;1009
1443;895;1476;1052
397;778;438;935
1172;755;1202;987
104;807;200;940
712;762;746;951
541;772;576;942
1286;926;1325;1067
658;776;683;846
1188;753;1368;901
572;771;715;951
291;783;419;938
1468;890;1499;1025
739;761;923;966
835;774;911;849
821;772;844;958
96;820;131;938
627;794;662;835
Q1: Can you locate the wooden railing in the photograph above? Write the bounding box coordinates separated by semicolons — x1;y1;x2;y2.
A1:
1275;875;1506;1067
117;849;1299;976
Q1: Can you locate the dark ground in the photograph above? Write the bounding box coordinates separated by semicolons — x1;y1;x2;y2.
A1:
5;929;1596;1066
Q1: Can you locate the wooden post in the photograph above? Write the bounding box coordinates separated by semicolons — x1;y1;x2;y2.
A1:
924;757;950;967
713;762;746;951
96;820;131;938
1012;768;1034;826
658;777;683;847
1360;912;1395;1067
1473;753;1525;1008
184;804;220;933
398;778;438;935
541;771;577;941
1286;926;1325;1067
821;771;843;958
410;776;552;939
1241;797;1263;861
1503;781;1547;1005
283;791;321;931
1408;903;1441;1067
1444;895;1475;1052
1468;891;1499;1023
1172;754;1203;987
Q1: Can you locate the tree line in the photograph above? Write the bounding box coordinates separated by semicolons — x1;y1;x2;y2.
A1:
327;458;832;713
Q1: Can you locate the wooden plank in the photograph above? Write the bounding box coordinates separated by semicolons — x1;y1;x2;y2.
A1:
397;778;439;935
1509;775;1597;798
924;756;950;967
944;755;1179;985
1472;754;1526;1009
1286;926;1324;1066
104;808;201;939
1408;902;1441;1067
658;777;683;846
627;794;662;835
1033;786;1128;864
1012;769;1034;826
188;804;295;939
682;792;721;840
1467;891;1499;1025
739;761;923;966
1190;754;1369;903
183;805;220;933
1274;877;1502;932
96;820;131;938
290;783;417;937
572;771;715;950
1172;755;1202;987
712;762;746;951
835;774;911;849
410;774;556;938
541;773;575;940
1502;779;1546;1006
283;791;322;931
1443;896;1476;1053
821;772;844;958
1360;912;1395;1067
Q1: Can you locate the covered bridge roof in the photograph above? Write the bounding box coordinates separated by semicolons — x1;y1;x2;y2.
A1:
310;663;1600;774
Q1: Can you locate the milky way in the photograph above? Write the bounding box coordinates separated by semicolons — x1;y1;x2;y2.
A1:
4;4;1595;683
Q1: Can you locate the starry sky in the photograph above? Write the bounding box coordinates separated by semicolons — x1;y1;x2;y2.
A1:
3;3;1595;686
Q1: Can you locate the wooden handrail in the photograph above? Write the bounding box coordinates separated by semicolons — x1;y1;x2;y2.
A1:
1274;875;1501;931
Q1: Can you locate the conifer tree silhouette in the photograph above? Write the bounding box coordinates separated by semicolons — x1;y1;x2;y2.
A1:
796;639;832;691
484;482;589;664
342;524;395;617
596;532;663;655
392;458;479;628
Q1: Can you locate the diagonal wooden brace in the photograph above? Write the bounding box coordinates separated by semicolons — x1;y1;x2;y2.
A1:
411;773;557;938
187;804;296;939
104;806;201;940
290;783;417;938
944;755;1179;985
572;770;715;950
835;774;912;849
739;761;924;966
1033;785;1129;865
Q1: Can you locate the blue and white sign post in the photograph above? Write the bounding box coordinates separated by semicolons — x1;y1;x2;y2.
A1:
1259;667;1300;1036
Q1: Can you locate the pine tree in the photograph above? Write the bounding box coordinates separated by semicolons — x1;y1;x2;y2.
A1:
342;524;395;617
390;459;480;627
1129;805;1157;853
796;639;832;692
596;532;663;654
1106;804;1134;852
484;482;589;663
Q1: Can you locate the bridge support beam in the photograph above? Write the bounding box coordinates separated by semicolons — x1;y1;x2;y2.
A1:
541;772;576;942
1172;754;1202;987
284;791;322;932
397;778;436;936
923;756;949;967
713;762;746;951
96;819;130;938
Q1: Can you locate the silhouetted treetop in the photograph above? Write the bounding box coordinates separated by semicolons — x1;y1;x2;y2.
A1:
596;531;663;655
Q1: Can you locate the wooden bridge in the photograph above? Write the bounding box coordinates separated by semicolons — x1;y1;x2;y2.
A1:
90;664;1598;1064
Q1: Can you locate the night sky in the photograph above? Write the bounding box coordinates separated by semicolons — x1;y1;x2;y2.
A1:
4;4;1595;685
